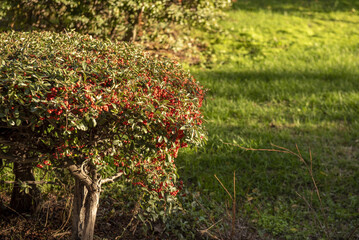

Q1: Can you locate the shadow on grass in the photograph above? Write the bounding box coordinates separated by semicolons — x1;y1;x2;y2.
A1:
177;65;359;237
182;66;359;199
196;68;359;84
233;0;359;12
176;118;359;238
194;68;359;103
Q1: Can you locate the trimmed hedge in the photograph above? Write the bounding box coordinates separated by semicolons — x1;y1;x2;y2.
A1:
0;30;205;195
0;31;205;238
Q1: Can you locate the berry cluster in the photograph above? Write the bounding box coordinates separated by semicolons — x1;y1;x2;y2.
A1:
0;31;205;200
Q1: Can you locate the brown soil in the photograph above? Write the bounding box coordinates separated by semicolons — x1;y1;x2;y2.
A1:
0;194;167;240
0;191;262;240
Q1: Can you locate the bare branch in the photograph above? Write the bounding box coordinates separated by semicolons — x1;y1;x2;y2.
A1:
0;153;38;163
101;172;124;185
67;164;93;188
0;180;57;185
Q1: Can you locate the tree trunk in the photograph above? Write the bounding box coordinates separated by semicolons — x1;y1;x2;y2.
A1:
123;22;137;42
72;178;101;240
122;6;144;42
10;162;40;214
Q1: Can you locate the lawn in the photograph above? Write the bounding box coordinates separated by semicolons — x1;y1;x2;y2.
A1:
0;1;358;239
177;0;359;238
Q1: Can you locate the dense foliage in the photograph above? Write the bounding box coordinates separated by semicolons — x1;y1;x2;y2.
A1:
0;31;205;235
0;0;231;41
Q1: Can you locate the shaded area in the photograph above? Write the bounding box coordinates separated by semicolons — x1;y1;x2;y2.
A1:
177;64;359;238
195;69;359;124
196;69;359;95
178;121;359;238
196;68;359;84
233;0;359;12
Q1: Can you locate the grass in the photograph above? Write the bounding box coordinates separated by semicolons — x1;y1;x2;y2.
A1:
177;0;359;238
1;1;359;239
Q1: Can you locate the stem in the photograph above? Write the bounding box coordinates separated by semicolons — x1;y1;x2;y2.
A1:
72;178;100;240
10;162;40;214
68;163;101;240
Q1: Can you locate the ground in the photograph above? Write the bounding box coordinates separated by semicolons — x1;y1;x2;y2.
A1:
1;0;359;239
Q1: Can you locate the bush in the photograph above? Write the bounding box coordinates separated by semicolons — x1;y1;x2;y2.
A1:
0;31;205;239
0;0;231;42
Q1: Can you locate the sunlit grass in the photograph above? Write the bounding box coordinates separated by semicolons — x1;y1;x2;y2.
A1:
178;1;359;238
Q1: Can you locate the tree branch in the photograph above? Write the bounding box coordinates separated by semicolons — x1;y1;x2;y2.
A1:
0;180;57;185
100;172;124;185
0;153;38;163
67;164;93;189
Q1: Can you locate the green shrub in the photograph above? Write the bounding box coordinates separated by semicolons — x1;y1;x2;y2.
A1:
0;31;205;239
0;0;231;42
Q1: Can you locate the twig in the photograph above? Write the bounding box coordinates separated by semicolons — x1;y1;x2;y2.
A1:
308;148;321;204
199;218;223;234
295;192;325;231
115;195;143;239
52;231;71;238
44;201;50;227
100;172;124;185
1;204;30;222
222;140;330;238
53;196;73;236
214;173;237;239
214;175;233;201
0;153;38;163
232;171;236;240
347;222;359;239
0;180;57;185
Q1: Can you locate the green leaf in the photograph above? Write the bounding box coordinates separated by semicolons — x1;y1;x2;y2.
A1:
91;118;97;127
16;119;21;126
8;119;15;126
77;122;88;131
14;108;19;118
30;106;38;112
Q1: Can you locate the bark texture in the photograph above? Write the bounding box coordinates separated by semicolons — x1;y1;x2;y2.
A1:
69;163;123;240
71;174;100;240
122;6;144;42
